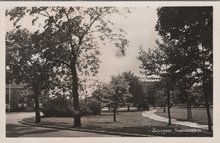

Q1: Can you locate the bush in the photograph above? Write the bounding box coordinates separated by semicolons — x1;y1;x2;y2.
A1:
80;98;101;116
42;96;101;117
42;96;74;117
87;99;101;114
80;103;92;116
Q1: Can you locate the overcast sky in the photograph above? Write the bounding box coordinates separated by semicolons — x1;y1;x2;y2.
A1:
98;7;158;82
6;6;159;83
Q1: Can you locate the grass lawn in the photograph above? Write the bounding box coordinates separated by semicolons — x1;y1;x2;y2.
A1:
22;111;212;137
155;107;213;125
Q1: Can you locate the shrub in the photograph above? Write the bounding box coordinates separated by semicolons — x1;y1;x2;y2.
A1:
80;102;92;116
42;96;101;117
80;98;101;116
87;98;101;114
42;96;74;117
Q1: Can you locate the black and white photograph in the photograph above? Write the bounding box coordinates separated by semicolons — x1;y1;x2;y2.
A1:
1;1;220;142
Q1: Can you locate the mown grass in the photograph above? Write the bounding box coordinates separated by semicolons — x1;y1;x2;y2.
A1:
22;111;212;137
155;107;213;125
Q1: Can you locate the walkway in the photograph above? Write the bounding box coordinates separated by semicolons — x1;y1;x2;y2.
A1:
142;109;208;130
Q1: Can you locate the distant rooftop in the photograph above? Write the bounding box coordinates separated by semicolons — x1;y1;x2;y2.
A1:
6;82;27;89
139;75;161;82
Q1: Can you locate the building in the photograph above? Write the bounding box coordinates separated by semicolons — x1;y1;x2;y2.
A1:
6;82;34;112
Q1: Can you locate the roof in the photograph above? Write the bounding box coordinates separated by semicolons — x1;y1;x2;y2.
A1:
6;82;27;89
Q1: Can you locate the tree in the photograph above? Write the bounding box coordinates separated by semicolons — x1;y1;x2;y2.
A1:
6;7;129;127
156;7;213;131
92;82;112;110
146;82;162;109
93;75;131;122
110;75;131;122
6;29;54;123
176;75;196;120
138;46;174;125
122;71;145;111
92;75;132;122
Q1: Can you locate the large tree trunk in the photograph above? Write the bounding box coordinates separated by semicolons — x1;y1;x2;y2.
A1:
163;104;166;112
201;44;212;132
183;90;193;120
71;65;81;127
70;45;81;127
167;88;171;125
186;93;193;120
186;102;193;120
160;101;163;109
33;85;41;123
204;86;212;132
113;107;116;122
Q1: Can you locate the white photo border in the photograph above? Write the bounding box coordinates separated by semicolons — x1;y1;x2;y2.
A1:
1;1;220;143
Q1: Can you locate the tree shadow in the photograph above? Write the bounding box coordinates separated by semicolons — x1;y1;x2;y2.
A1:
6;124;60;137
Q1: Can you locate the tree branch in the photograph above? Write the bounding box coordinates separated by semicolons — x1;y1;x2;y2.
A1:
38;12;50;18
44;9;62;31
55;59;71;68
78;10;109;46
63;8;70;21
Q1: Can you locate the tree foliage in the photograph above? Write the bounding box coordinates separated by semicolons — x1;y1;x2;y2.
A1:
6;29;55;123
156;7;213;91
140;7;213;129
91;74;131;121
137;7;213;126
122;71;147;109
6;6;129;126
156;7;213;130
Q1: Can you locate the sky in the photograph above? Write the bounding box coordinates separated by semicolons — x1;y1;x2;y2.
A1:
6;6;159;83
97;7;159;82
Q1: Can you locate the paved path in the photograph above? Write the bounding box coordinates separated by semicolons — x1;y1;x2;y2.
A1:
6;112;116;137
142;109;208;130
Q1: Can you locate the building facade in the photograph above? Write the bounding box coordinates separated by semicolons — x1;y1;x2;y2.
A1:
6;82;34;112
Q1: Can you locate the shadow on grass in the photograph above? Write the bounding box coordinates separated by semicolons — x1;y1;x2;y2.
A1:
6;124;60;137
79;125;213;137
20;112;213;137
